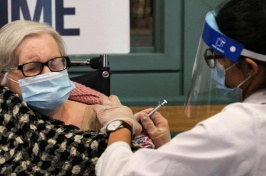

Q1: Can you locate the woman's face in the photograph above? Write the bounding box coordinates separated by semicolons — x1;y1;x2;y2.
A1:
7;33;61;97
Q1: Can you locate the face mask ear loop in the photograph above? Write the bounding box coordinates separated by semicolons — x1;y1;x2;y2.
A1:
237;73;252;88
225;60;241;71
7;77;19;84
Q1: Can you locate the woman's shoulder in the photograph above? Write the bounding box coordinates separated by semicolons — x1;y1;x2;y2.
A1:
80;104;99;131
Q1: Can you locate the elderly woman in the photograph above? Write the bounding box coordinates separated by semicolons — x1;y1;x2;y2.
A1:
0;20;142;175
0;20;102;131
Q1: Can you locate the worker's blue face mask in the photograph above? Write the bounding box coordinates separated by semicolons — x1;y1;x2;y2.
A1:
211;61;249;101
9;70;75;115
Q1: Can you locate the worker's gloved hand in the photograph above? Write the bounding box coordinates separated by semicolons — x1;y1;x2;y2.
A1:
93;95;142;135
135;109;171;148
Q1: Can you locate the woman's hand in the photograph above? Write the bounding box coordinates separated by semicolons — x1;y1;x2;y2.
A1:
135;109;171;148
93;95;142;135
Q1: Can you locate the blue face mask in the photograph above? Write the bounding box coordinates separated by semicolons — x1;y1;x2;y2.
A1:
13;70;75;115
211;61;250;101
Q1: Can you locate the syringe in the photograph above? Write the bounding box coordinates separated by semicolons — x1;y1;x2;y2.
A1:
148;99;167;117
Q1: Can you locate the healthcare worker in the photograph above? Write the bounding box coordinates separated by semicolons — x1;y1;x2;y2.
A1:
94;0;266;175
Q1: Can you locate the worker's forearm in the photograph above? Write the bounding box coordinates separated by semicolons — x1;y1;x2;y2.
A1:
108;128;132;146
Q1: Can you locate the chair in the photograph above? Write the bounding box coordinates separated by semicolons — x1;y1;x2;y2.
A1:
70;55;111;96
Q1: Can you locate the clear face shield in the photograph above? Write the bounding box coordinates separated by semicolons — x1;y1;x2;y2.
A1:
184;11;263;119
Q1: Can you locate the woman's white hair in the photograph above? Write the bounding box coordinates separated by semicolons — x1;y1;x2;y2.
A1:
0;20;66;85
0;20;66;69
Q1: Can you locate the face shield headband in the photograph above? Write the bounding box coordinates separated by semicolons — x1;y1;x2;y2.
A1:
184;11;266;119
203;11;266;62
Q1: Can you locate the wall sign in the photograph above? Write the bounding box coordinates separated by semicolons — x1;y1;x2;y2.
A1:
0;0;130;54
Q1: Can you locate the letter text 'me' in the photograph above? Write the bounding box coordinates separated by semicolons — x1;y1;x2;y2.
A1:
0;0;80;36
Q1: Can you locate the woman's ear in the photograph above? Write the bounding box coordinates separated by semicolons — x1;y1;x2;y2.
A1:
245;58;258;75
